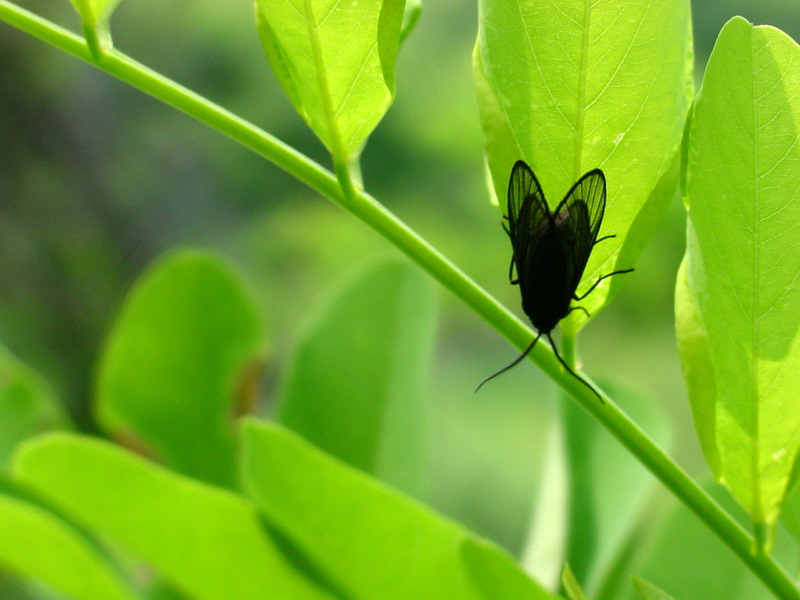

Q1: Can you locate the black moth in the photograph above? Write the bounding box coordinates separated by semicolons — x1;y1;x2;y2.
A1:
476;160;633;401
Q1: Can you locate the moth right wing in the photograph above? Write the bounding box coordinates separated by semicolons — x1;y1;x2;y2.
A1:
507;159;550;260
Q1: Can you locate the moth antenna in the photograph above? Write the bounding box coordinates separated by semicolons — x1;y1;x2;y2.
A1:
546;333;604;403
475;333;542;392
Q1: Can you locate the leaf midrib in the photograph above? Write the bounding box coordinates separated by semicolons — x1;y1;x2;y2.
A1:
573;0;591;181
750;28;762;522
302;0;347;160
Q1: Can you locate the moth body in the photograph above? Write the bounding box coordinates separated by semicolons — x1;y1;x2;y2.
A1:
476;160;633;400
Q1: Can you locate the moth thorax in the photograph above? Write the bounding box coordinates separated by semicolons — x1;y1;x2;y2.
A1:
551;208;570;227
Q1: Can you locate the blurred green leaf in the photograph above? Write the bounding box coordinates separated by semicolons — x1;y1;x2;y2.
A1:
460;538;560;600
559;386;669;593
619;481;776;600
0;345;68;470
519;416;567;589
242;418;552;600
519;386;668;596
278;260;435;497
0;492;136;600
96;249;265;489
13;432;332;600
561;563;587;600
141;580;191;600
632;577;679;600
400;0;421;44
255;0;406;159
779;479;800;545
474;0;693;325
0;576;69;600
677;17;800;534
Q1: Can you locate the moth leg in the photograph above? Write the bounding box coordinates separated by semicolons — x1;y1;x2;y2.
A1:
508;254;519;285
593;234;616;245
501;218;519;284
574;268;634;301
567;306;591;318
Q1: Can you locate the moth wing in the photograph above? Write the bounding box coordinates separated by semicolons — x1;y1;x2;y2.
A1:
552;169;606;289
507;160;549;239
506;161;551;286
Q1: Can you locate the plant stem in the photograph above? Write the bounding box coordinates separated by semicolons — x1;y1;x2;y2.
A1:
82;19;111;60
1;4;799;599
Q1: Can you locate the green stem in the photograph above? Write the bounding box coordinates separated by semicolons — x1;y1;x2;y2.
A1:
82;19;112;60
561;323;578;368
561;398;596;584
557;326;596;585
1;4;799;599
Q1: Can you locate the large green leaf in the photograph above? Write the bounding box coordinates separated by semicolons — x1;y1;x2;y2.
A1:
676;17;800;533
96;249;265;489
0;345;67;470
255;0;406;159
474;0;692;323
0;492;136;600
241;419;555;600
13;433;332;600
278;260;435;497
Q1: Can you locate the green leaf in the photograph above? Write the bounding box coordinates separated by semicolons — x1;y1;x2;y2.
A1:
560;563;587;600
278;260;436;497
13;433;332;600
474;0;693;323
0;492;136;600
677;17;800;533
460;538;560;600
632;577;679;600
96;249;265;489
0;345;68;470
241;419;553;600
255;0;406;159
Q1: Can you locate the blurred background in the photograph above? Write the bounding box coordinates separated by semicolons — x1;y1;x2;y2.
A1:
1;0;800;562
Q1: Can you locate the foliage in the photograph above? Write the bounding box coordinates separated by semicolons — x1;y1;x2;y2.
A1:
677;16;800;545
1;1;800;600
